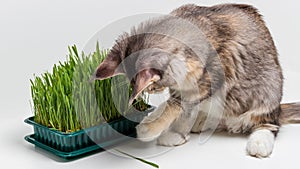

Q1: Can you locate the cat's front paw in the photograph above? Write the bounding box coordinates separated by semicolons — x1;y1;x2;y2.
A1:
136;123;163;142
246;129;275;158
157;131;189;146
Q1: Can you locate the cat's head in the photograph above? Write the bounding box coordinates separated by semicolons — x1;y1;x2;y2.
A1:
92;32;205;105
92;16;212;105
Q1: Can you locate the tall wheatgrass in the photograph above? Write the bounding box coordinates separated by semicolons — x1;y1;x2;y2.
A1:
30;44;149;133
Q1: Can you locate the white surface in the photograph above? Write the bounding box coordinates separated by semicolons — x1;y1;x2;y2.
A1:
1;0;300;169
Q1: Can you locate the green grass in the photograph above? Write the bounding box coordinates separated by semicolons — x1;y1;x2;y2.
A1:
30;43;149;133
115;149;159;168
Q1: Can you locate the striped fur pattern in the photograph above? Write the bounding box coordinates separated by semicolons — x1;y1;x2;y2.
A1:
94;4;300;158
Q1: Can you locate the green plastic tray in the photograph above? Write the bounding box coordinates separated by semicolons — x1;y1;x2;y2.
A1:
24;107;154;159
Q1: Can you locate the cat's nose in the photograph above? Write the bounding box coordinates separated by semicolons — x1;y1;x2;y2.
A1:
128;83;145;107
128;96;135;107
88;74;97;83
128;69;160;106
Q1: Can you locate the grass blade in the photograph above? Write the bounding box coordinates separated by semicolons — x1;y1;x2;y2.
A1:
114;149;159;168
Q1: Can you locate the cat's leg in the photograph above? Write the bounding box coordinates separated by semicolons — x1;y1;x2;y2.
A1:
157;130;190;146
136;100;183;142
191;111;207;133
157;106;199;146
246;124;279;158
245;107;280;158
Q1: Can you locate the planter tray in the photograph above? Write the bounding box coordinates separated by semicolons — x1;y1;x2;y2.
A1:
25;133;134;159
24;107;154;159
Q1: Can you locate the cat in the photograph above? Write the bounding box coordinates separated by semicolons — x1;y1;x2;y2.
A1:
92;3;300;158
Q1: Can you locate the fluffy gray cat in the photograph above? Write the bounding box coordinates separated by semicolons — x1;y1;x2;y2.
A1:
93;3;300;158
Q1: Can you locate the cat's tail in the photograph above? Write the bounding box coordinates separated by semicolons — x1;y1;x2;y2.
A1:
280;102;300;124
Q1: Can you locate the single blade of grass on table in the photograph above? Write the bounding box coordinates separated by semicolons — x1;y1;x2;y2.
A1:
114;149;159;168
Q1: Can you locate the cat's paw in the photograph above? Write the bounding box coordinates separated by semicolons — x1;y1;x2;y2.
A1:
157;131;189;146
136;123;163;142
246;129;275;158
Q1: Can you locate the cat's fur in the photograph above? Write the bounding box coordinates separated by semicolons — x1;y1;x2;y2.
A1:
93;3;300;158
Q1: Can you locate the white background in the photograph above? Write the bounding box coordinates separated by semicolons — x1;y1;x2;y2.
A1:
1;0;300;169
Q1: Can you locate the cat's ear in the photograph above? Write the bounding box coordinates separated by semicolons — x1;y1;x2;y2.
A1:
92;53;124;80
129;69;160;105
